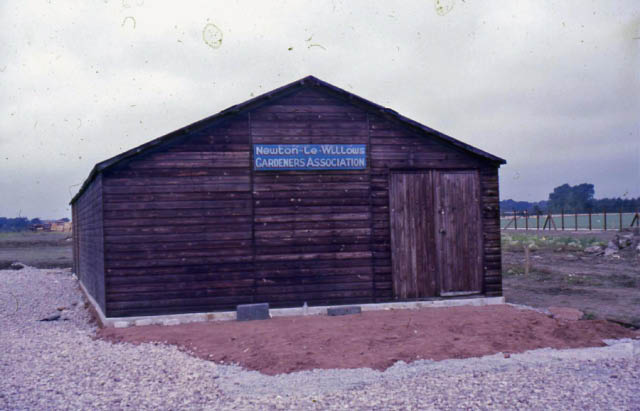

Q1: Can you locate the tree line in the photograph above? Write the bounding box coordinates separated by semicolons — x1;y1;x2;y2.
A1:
500;183;640;214
0;217;69;232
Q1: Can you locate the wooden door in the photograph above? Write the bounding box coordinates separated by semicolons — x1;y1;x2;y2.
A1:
389;172;438;299
434;170;483;295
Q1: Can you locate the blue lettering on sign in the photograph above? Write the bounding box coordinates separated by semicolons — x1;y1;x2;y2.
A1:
253;144;367;170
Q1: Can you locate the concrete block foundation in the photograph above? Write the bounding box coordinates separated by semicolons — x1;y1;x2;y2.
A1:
79;281;506;329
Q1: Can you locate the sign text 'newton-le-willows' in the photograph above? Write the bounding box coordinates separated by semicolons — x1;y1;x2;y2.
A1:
253;144;367;170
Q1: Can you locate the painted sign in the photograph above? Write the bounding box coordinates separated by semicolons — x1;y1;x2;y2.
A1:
253;144;367;170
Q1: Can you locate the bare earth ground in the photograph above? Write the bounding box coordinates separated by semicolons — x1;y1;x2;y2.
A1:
99;304;637;375
0;232;72;269
502;230;640;327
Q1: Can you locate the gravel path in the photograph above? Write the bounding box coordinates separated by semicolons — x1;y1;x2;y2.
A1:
1;267;639;410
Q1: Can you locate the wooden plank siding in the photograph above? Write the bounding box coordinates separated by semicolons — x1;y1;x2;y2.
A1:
73;173;106;312
479;167;502;295
251;88;374;308
101;115;254;317
75;83;503;318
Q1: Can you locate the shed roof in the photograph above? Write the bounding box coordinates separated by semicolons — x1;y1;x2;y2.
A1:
70;75;506;204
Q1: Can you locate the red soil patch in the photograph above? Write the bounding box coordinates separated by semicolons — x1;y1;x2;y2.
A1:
98;305;638;375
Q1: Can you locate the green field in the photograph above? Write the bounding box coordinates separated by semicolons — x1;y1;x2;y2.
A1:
0;231;72;269
501;212;639;230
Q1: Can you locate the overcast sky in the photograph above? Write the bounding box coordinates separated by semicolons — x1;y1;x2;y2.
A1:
1;0;638;219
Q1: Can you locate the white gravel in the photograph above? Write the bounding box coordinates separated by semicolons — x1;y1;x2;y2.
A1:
1;266;639;410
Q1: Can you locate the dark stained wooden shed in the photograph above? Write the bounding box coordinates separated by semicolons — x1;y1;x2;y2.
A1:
71;75;506;319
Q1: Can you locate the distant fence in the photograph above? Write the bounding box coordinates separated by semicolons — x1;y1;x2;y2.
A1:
500;210;640;231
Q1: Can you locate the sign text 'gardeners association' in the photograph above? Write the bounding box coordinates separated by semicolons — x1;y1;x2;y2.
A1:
253;144;367;170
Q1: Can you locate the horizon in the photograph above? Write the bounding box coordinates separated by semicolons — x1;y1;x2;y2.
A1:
2;181;637;222
1;1;638;219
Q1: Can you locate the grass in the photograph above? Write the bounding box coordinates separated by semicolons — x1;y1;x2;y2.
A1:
0;231;72;269
503;264;552;280
563;273;603;287
563;274;604;287
541;286;593;296
501;233;604;252
0;231;70;245
608;274;637;288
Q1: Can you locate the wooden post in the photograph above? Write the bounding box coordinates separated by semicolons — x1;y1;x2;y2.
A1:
542;213;556;230
524;245;530;276
588;210;592;231
536;211;540;230
619;209;622;231
561;209;565;231
603;207;607;231
574;211;578;231
524;210;529;231
631;210;639;227
513;210;517;230
503;216;514;229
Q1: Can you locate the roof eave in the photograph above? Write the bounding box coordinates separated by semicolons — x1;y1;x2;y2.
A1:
304;76;507;165
70;75;506;204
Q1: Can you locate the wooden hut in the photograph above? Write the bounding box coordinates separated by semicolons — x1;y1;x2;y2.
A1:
71;76;506;319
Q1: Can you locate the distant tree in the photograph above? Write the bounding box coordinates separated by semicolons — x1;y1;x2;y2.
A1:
499;199;548;215
0;217;30;231
548;183;594;212
591;196;640;213
501;184;638;214
30;218;42;225
532;204;542;215
573;183;595;210
59;217;70;222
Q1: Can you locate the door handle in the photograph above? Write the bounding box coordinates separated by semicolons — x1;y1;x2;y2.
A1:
439;229;446;234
